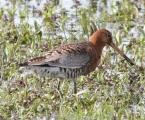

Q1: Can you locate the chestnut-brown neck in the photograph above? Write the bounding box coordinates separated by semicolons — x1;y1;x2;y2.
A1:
89;31;105;54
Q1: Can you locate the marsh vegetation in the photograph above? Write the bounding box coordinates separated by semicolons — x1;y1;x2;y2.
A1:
0;0;145;119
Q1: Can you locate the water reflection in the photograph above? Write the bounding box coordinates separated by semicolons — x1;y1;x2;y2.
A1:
0;0;144;57
1;0;144;25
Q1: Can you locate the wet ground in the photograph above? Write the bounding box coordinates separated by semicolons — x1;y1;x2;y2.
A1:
0;0;145;119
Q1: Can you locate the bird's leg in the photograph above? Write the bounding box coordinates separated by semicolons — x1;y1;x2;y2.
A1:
38;75;45;86
71;79;77;94
56;79;63;98
67;79;77;96
57;79;61;91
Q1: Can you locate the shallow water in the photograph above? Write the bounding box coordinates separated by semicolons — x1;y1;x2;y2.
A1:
0;0;145;119
0;0;144;76
0;0;144;35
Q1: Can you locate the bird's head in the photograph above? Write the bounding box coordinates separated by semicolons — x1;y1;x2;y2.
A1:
89;29;113;46
89;29;134;65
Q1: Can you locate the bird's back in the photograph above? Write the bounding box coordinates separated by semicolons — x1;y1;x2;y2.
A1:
20;42;100;79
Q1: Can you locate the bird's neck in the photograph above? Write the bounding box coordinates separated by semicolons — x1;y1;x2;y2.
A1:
89;33;105;55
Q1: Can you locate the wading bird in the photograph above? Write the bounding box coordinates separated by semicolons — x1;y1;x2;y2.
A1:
20;26;134;93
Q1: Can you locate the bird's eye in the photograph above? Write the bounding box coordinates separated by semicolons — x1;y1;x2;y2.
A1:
101;30;112;43
107;33;112;39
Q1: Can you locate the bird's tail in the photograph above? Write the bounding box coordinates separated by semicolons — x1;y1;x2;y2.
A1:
19;62;28;67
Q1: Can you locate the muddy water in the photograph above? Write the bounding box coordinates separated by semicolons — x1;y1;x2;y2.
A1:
0;0;144;27
0;0;145;65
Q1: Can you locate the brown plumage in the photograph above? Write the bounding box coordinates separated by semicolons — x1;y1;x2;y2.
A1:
20;29;134;93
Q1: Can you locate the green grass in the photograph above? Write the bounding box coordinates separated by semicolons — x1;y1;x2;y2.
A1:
0;0;145;119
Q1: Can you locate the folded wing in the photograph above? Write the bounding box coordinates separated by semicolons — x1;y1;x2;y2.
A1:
20;43;91;69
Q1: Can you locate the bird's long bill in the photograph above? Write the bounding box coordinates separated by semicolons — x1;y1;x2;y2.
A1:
110;42;134;65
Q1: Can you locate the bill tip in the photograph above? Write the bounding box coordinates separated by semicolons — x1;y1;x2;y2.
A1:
123;55;134;66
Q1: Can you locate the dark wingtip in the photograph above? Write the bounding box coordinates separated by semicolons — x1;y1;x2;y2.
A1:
19;62;28;67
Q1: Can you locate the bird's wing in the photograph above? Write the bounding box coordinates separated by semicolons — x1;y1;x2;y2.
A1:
21;43;92;69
